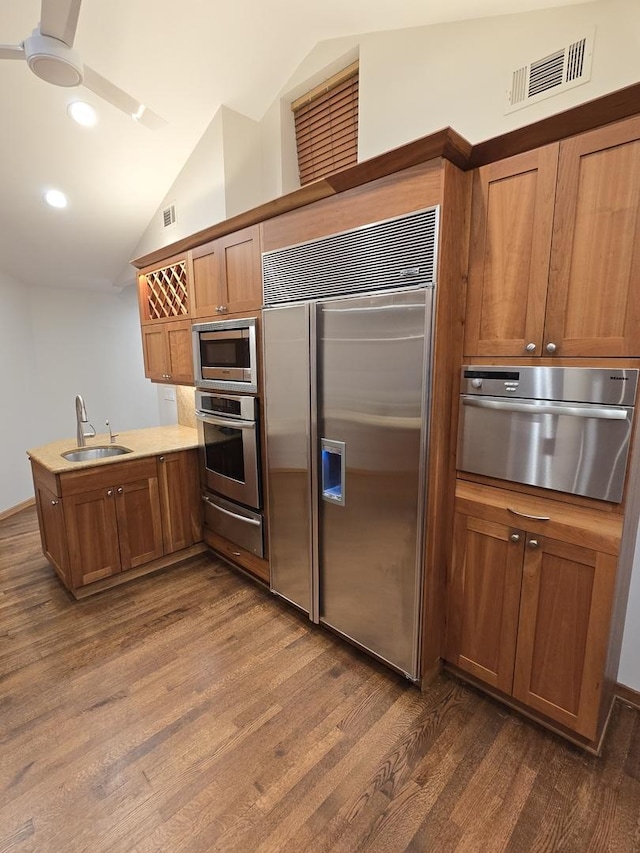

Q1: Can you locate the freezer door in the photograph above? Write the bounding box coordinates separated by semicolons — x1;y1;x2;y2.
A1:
263;304;313;614
317;288;432;679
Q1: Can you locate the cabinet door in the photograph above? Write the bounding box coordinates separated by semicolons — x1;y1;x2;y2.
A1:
512;535;617;740
218;225;263;315
191;240;223;318
158;451;202;554
166;320;194;384
114;477;164;570
65;488;121;587
464;145;558;357
34;480;69;584
446;510;525;694
546;117;640;356
142;325;169;381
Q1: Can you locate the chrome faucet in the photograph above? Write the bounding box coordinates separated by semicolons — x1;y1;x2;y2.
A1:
75;395;96;447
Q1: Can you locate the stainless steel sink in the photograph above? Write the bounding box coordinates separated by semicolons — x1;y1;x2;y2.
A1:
61;446;133;462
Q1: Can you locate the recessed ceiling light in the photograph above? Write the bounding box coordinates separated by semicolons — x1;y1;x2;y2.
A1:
67;101;98;127
44;189;68;209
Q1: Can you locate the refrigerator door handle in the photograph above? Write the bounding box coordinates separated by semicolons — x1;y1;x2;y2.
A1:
321;439;346;506
309;302;320;623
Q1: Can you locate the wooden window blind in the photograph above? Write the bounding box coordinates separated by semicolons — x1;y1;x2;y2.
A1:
291;62;359;185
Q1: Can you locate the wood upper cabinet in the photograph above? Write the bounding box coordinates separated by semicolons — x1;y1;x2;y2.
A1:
446;481;621;742
137;253;195;385
465;115;640;358
545;117;640;357
465;144;558;357
158;450;202;554
141;318;193;385
191;225;262;318
138;253;191;324
61;459;164;589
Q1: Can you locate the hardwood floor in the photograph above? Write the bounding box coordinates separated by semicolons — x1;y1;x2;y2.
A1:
1;506;640;852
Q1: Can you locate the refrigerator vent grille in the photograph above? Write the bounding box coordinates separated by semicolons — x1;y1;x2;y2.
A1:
262;206;439;305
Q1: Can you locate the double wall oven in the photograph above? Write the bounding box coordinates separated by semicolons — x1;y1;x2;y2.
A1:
193;319;264;559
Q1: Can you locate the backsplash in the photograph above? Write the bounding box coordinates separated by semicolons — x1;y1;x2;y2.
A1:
176;386;196;428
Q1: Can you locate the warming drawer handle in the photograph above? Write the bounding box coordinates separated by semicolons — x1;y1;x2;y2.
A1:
201;495;261;526
196;412;256;430
508;507;551;522
461;397;628;420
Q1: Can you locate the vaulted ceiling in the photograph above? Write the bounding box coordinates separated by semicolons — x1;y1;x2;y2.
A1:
0;0;586;291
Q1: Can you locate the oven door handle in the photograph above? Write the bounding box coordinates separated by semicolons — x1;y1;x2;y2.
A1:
196;411;256;430
201;495;261;526
461;397;628;420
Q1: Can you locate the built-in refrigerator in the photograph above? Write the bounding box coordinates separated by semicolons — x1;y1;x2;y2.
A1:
262;207;439;680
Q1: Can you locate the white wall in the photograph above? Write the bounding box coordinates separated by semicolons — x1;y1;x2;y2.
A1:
258;0;639;199
357;0;640;159
0;280;169;514
0;272;38;512
27;285;161;445
128;109;227;268
220;107;264;219
619;525;640;689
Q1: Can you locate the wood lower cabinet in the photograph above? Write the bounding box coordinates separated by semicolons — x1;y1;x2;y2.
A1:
157;451;202;553
191;225;262;318
31;452;203;596
446;481;621;743
33;478;69;586
464;115;640;358
63;461;163;587
142;319;193;384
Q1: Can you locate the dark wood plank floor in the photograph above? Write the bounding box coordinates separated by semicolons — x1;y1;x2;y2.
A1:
1;506;640;852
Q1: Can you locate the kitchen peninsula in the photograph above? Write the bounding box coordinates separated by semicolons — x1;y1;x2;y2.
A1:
28;424;203;598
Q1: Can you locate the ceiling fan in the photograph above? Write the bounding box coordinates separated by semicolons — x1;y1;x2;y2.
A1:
0;0;165;130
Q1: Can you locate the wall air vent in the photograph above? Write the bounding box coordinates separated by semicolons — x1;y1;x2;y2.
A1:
162;203;177;228
506;30;594;114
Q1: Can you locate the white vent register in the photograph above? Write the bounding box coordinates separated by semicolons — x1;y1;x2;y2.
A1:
506;29;594;113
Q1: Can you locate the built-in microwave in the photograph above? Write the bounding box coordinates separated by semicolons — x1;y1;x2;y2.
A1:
192;317;258;393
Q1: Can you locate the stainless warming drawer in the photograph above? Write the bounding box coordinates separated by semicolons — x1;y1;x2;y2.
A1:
457;365;638;503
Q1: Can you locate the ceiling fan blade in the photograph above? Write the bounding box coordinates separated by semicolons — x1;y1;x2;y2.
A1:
40;0;82;47
82;65;167;130
0;44;25;60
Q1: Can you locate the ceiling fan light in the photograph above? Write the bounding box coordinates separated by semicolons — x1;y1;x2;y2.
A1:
24;30;83;87
68;100;97;127
44;189;68;209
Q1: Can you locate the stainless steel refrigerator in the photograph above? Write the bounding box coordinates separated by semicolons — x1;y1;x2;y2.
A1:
263;286;434;680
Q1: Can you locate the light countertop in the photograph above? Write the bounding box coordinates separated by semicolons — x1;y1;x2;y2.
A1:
27;424;199;475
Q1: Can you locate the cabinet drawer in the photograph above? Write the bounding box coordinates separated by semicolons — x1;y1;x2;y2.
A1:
455;481;622;556
60;457;159;496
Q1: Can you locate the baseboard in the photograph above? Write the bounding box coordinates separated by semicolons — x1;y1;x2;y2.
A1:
616;682;640;710
0;496;35;522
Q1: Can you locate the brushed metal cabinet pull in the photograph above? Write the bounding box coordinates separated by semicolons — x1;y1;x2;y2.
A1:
508;507;550;522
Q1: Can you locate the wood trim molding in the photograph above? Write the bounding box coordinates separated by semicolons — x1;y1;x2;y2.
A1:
469;81;640;168
132;82;640;272
0;496;35;522
131;128;471;269
616;682;640;710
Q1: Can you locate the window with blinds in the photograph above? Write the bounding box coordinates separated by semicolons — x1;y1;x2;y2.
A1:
291;62;359;186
